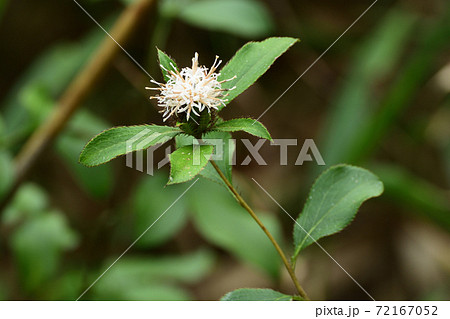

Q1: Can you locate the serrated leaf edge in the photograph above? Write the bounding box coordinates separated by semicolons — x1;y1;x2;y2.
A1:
220;288;293;301
218;37;299;108
213;117;272;140
292;164;384;261
167;145;214;185
157;48;179;82
79;125;181;167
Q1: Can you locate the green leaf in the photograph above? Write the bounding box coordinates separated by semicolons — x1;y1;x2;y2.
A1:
293;165;384;261
93;283;190;301
131;172;188;248
221;288;293;301
0;151;13;200
157;48;179;82
178;0;274;38
174;133;196;148
20;84;54;126
189;180;283;277
43;270;84;300
59;141;113;196
80;125;181;167
168;144;214;184
2;183;48;225
214;118;272;140
175;131;235;185
57;110;114;198
11;211;79;292
0;114;5;146
218;37;299;109
101;250;215;284
91;250;214;300
200;131;235;185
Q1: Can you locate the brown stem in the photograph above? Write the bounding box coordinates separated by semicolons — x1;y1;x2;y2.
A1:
0;0;155;212
210;160;310;300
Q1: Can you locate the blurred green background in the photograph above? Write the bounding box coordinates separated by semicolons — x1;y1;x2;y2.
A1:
0;0;449;300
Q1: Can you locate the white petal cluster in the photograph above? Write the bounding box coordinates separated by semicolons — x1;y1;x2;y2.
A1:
147;53;235;122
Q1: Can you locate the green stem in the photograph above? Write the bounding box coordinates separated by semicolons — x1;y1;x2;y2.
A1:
210;160;310;300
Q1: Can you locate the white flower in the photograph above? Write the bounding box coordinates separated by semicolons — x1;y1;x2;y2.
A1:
146;53;236;122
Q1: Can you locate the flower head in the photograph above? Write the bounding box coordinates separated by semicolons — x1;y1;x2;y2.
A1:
147;53;236;122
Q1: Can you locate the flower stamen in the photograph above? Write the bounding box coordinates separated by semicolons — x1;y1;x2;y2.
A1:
147;53;236;122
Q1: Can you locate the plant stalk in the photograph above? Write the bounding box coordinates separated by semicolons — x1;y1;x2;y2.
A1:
210;160;310;300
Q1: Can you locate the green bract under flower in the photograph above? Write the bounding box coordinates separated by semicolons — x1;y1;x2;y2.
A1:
146;53;236;122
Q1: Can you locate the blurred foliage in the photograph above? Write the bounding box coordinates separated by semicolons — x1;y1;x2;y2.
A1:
318;9;418;169
2;184;79;295
0;151;13;200
174;0;274;38
189;179;283;278
372;164;450;231
57;110;114;198
2;29;104;143
91;249;215;300
0;0;7;20
2;184;49;225
0;0;449;301
1;24;115;198
11;211;79;293
157;0;274;38
315;5;450;231
0;115;13;200
346;7;450;163
148;0;275;69
131;173;188;248
426;99;450;186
